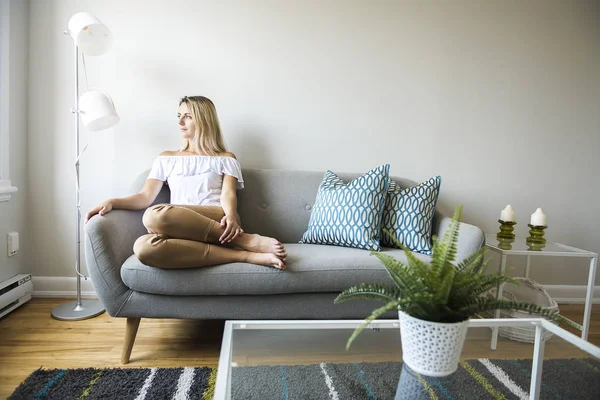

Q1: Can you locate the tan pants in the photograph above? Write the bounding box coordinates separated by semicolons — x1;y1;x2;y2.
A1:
133;203;238;269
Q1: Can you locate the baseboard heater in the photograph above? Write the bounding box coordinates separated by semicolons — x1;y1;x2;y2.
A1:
0;274;32;318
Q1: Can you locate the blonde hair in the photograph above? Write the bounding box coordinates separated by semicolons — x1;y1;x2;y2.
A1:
179;96;227;155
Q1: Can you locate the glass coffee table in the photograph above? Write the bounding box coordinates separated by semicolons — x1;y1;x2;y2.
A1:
214;319;600;399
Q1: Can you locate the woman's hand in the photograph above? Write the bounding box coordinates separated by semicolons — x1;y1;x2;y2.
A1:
85;200;114;223
219;216;243;243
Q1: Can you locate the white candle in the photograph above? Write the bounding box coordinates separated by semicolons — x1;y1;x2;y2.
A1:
530;208;547;226
500;205;515;222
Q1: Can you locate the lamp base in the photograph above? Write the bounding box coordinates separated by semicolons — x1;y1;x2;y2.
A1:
51;299;105;321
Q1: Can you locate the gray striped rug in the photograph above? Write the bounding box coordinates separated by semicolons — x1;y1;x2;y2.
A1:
8;366;216;400
8;358;600;399
232;358;600;400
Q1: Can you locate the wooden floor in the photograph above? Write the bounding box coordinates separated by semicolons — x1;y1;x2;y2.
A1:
0;299;598;398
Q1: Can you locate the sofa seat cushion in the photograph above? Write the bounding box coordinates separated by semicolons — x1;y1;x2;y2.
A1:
121;243;431;296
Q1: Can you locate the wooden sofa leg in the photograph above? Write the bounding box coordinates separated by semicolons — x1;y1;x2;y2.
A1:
121;317;141;364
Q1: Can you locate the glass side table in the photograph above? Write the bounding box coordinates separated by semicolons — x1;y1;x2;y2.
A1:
485;234;597;349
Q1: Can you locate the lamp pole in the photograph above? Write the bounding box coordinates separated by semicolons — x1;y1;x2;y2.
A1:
50;33;106;321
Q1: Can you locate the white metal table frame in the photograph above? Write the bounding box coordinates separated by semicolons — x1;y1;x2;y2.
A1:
214;318;600;400
485;234;598;350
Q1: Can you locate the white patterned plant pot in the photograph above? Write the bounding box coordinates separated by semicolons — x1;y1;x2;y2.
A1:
399;311;469;377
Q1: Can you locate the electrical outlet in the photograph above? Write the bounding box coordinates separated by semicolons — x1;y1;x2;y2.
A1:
7;232;19;257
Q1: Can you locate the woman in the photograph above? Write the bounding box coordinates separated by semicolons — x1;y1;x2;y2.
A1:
84;96;287;270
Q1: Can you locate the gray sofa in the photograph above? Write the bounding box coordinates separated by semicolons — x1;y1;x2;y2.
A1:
84;168;485;364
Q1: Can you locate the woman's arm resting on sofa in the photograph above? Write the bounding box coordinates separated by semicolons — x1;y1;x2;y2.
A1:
85;179;164;223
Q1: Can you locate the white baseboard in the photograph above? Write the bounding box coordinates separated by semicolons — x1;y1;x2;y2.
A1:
30;277;600;304
32;276;99;298
544;285;600;304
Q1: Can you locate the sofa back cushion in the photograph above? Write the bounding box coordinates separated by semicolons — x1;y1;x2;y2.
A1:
238;169;421;243
133;168;421;243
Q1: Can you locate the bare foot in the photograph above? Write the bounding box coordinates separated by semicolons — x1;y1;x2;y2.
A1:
247;252;286;270
234;233;286;259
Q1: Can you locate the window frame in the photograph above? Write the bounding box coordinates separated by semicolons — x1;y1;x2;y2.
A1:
0;0;18;202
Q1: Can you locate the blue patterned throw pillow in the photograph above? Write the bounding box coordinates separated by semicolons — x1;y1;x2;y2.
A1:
300;165;390;251
381;176;442;255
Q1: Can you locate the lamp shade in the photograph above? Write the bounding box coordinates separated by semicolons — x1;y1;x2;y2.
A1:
68;12;113;56
79;89;120;131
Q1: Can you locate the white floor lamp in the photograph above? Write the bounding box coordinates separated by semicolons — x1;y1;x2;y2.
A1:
51;13;119;321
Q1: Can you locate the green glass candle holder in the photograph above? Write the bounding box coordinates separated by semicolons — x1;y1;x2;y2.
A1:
497;237;514;250
526;224;547;244
527;242;546;251
497;220;516;240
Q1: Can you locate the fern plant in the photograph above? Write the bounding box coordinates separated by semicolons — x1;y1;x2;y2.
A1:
335;205;578;350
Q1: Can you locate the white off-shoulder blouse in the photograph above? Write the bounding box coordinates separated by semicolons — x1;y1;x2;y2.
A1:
147;155;244;206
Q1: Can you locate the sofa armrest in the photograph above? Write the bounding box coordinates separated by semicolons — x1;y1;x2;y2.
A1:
432;214;486;263
84;209;147;316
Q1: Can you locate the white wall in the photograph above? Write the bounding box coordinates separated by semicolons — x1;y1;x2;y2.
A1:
0;0;29;284
27;0;600;286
